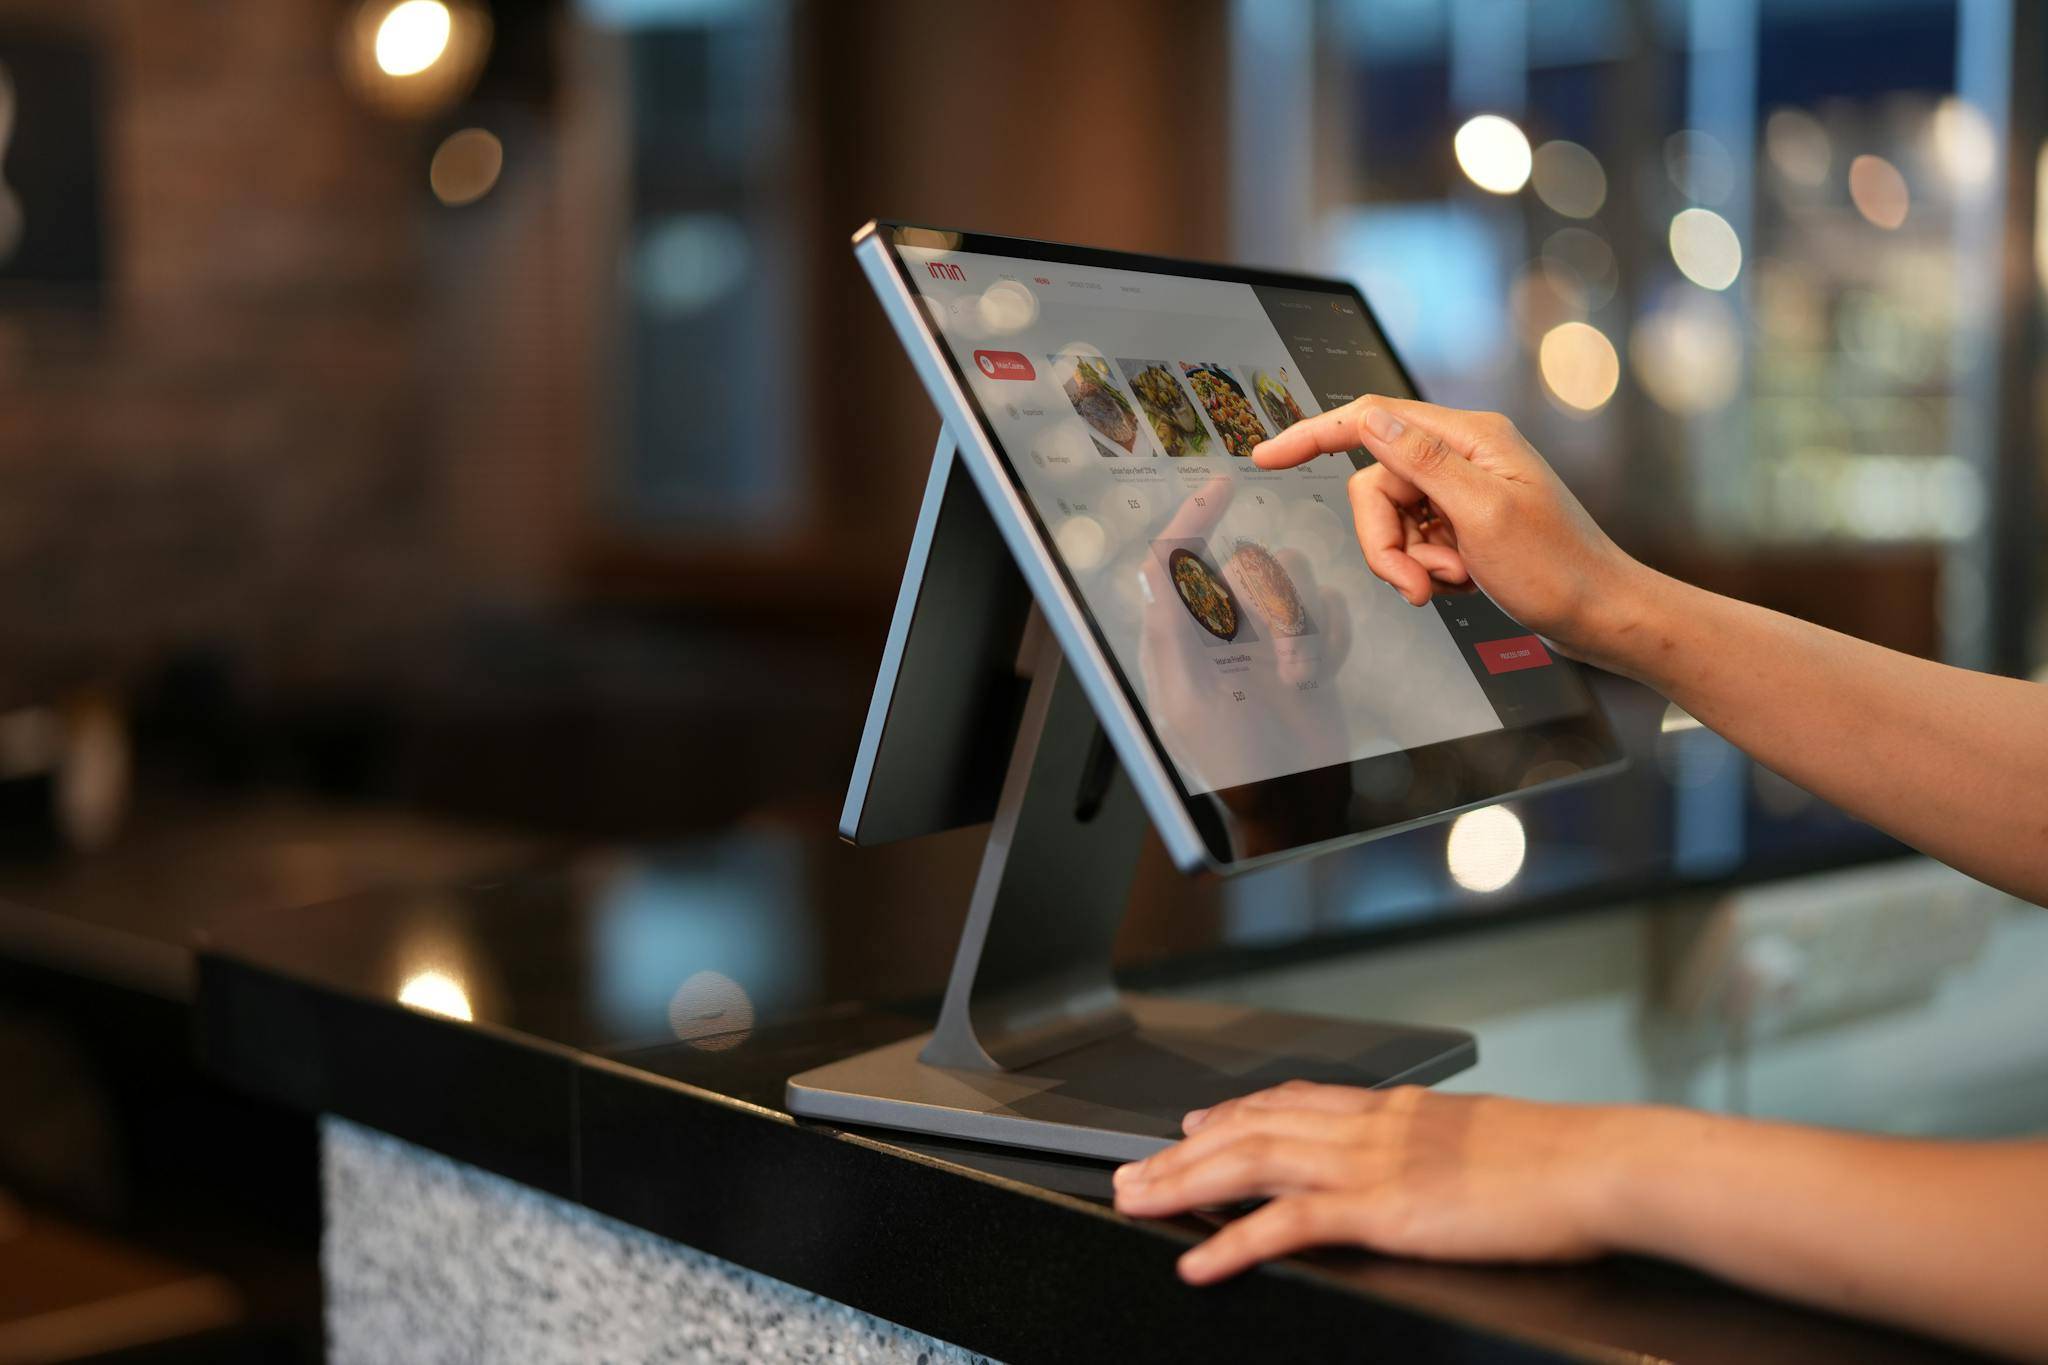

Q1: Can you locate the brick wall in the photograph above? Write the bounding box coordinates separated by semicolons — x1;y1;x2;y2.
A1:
0;0;533;704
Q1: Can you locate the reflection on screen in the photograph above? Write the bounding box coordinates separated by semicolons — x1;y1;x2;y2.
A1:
904;245;1580;797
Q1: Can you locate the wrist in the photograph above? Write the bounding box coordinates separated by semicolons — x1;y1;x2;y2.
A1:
1575;1104;1728;1259
1570;558;1685;682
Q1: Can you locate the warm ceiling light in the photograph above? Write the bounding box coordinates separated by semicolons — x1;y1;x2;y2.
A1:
1848;154;1910;229
342;0;491;119
375;0;453;76
1668;207;1742;291
1454;114;1533;195
1538;321;1620;413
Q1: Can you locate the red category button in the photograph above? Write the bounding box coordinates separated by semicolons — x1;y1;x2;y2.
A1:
1475;634;1553;675
972;350;1036;381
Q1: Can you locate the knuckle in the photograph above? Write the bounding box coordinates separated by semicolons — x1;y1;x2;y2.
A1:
1221;1135;1275;1174
1406;432;1453;472
1267;1198;1315;1239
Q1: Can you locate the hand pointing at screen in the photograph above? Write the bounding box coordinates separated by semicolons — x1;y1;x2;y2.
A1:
1251;395;2048;906
1251;398;1630;656
1114;397;2048;1362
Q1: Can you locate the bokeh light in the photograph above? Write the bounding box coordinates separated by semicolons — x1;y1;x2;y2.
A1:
1665;129;1736;205
1668;207;1743;291
1531;140;1606;218
1538;321;1620;413
398;969;473;1021
636;213;751;317
1541;227;1616;309
341;0;491;119
375;0;452;76
1848;154;1910;229
1765;107;1831;187
1930;96;1996;190
1446;805;1526;893
976;280;1039;334
668;970;754;1052
1659;703;1704;734
1454;114;1533;195
1054;513;1108;571
1633;289;1741;415
429;127;503;206
2036;142;2048;288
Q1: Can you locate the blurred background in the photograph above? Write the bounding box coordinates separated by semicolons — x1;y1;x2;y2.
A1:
0;0;2043;1359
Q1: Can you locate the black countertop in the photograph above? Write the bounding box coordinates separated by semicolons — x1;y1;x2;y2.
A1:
192;830;1981;1365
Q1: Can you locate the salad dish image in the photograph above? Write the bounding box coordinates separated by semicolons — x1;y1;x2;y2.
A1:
1179;363;1270;457
1049;352;1141;454
1118;358;1211;457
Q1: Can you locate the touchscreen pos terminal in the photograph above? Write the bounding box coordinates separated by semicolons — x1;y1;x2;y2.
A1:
786;222;1622;1161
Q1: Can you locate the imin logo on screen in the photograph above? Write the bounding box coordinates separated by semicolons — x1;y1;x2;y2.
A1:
925;261;966;282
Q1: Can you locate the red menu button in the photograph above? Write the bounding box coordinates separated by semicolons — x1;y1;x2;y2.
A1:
972;350;1036;381
1475;634;1553;674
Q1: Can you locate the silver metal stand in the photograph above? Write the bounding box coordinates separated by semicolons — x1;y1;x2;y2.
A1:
787;434;1475;1162
918;618;1144;1073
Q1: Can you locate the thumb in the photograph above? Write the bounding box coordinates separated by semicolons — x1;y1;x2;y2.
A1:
1354;398;1501;516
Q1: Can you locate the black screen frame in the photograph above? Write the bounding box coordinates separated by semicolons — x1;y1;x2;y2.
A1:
867;220;1623;869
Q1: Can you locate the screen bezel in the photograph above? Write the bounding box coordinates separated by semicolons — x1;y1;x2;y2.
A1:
863;219;1623;871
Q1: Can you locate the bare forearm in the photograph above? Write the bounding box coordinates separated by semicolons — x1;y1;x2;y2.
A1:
1596;1110;2048;1360
1590;569;2048;904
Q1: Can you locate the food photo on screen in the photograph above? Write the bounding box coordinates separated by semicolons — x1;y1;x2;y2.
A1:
1048;351;1142;455
1150;538;1258;645
1179;362;1270;457
1252;366;1309;434
1134;503;1361;805
1117;358;1212;456
1223;538;1317;638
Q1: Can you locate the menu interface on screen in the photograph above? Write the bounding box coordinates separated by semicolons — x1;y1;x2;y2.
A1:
901;244;1585;797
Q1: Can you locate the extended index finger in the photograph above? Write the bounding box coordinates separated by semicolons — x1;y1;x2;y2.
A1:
1251;401;1369;469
